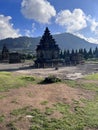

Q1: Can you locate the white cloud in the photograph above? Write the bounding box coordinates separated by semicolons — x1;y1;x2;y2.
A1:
74;33;98;44
55;8;98;44
21;0;56;24
32;23;36;33
25;23;36;37
24;29;31;37
73;15;98;44
0;14;21;40
56;9;87;33
87;16;98;35
87;37;98;44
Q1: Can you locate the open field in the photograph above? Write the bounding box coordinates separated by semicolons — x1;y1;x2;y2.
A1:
1;62;98;79
0;63;98;130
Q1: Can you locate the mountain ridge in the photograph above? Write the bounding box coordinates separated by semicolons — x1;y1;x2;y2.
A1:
0;33;97;52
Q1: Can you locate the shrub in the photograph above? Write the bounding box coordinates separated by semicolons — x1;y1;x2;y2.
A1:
41;75;61;84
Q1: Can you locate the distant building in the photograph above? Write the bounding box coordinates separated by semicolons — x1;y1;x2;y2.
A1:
64;51;83;66
70;53;83;65
9;52;21;63
0;45;21;63
2;45;9;63
35;27;63;68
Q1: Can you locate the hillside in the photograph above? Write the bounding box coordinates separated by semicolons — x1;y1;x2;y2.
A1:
53;33;98;50
0;36;40;52
0;33;97;52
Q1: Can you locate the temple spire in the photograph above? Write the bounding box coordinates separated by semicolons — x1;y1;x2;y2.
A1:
2;44;9;62
39;27;56;47
35;27;61;68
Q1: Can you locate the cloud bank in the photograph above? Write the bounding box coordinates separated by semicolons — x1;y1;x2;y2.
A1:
0;14;21;39
21;0;56;24
87;16;98;35
56;9;87;33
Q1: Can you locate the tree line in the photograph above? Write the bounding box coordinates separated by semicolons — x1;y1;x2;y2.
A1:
60;47;98;60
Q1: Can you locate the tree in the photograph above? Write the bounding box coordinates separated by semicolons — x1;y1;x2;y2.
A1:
59;50;63;59
83;48;88;60
93;47;98;58
88;48;93;58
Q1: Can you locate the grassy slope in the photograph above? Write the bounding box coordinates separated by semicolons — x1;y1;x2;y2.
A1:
0;72;98;130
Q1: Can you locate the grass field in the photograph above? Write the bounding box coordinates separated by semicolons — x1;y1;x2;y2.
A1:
0;71;98;130
0;71;40;92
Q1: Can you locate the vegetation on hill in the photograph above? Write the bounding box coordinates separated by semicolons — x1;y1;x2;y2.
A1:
0;36;40;52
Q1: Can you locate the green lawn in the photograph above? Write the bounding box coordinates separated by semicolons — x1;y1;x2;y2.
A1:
0;71;37;92
85;73;98;80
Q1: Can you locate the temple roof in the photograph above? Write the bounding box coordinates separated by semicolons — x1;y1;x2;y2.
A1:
36;27;60;51
2;44;9;53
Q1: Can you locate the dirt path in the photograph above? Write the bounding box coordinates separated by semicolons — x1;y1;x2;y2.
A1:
0;83;95;117
0;78;96;130
14;63;98;80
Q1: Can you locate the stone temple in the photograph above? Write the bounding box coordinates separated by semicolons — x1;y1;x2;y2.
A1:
35;27;63;68
0;44;21;63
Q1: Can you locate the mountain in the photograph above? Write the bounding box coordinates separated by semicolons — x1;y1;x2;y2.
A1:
0;33;98;52
53;33;98;50
0;36;40;52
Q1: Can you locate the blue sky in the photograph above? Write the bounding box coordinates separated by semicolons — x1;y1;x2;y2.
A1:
0;0;98;44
